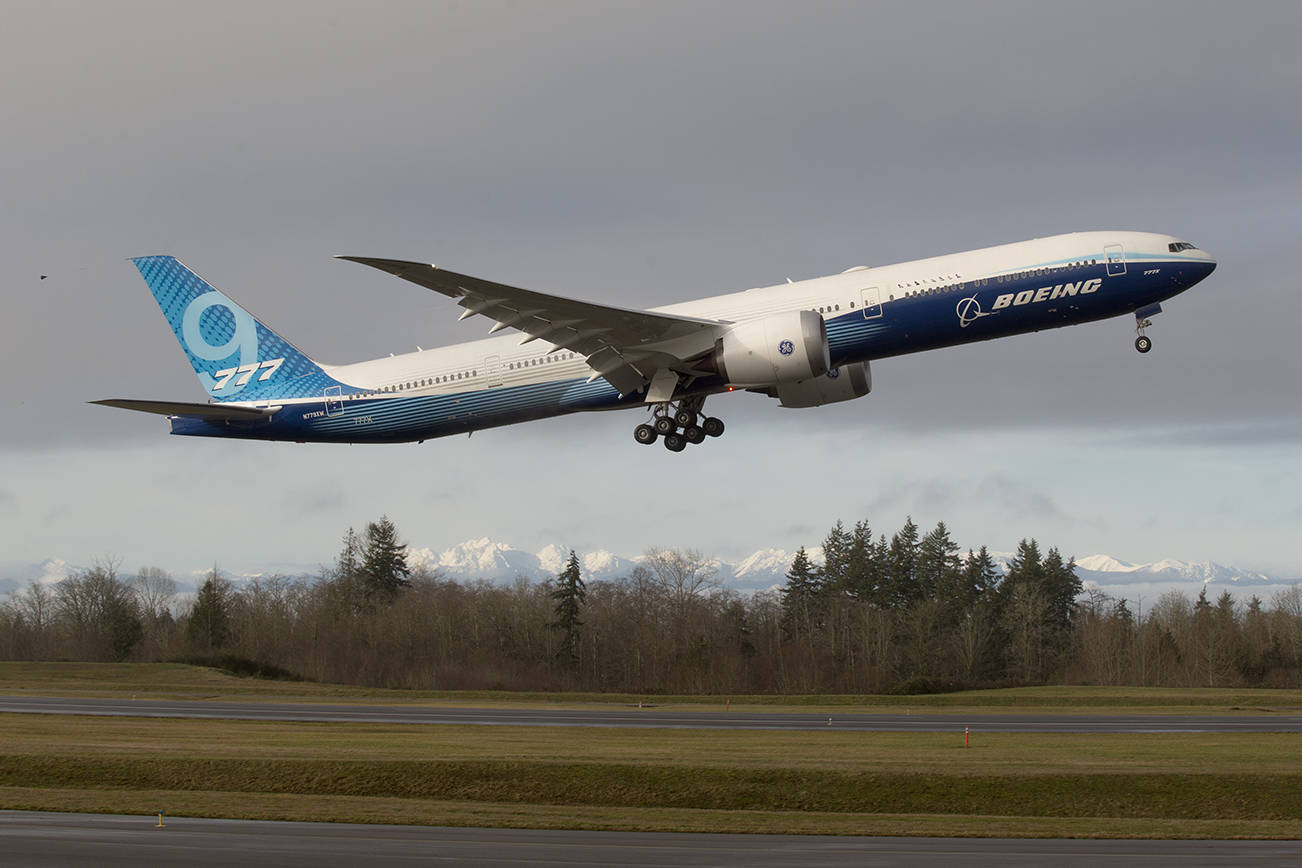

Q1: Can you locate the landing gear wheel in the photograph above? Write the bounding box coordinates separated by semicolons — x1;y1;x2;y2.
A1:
674;408;697;428
1135;335;1152;354
653;415;676;436
634;424;657;445
684;425;706;445
702;416;725;438
663;432;686;452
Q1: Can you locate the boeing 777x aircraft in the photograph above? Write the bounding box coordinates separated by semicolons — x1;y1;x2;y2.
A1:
95;231;1216;451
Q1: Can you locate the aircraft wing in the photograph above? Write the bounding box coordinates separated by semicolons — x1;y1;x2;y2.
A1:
90;399;278;420
338;256;728;396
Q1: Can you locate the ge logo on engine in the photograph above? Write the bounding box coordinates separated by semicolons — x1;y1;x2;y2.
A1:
778;340;795;356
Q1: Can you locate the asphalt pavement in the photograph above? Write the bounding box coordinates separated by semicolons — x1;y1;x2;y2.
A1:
1;694;1299;732
2;812;1299;868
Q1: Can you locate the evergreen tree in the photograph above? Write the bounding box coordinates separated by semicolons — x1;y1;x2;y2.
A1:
917;521;962;602
1194;586;1211;615
820;521;851;596
1040;547;1082;629
360;516;411;600
780;547;822;640
884;517;921;608
846;520;877;599
1003;539;1045;591
550;550;587;664
962;546;1001;602
188;567;232;652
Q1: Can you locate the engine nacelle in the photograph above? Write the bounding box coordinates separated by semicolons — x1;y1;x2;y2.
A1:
713;310;830;387
772;361;872;408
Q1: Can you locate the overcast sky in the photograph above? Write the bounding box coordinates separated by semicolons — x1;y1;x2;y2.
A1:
2;1;1299;580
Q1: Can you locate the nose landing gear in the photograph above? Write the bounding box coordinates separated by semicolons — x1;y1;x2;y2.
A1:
1134;317;1153;353
632;395;725;452
1133;305;1161;354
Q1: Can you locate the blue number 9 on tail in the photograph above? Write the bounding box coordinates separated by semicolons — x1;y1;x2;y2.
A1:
131;256;338;402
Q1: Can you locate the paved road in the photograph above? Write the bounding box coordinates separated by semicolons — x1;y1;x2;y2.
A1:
1;694;1300;732
2;812;1299;867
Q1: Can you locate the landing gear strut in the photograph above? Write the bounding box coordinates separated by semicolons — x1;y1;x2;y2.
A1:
632;395;726;452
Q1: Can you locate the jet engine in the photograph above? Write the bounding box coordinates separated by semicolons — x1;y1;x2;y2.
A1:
713;310;830;387
768;361;872;408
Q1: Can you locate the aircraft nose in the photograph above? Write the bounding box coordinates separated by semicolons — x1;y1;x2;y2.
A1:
1186;250;1216;283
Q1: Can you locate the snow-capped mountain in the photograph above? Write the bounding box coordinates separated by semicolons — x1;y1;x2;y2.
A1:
406;539;638;584
1073;555;1277;587
408;537;541;580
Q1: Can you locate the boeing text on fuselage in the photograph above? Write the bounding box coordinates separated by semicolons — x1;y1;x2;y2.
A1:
991;277;1103;311
93;231;1217;453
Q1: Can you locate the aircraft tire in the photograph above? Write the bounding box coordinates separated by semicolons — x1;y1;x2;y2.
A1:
684;425;706;445
654;416;676;436
703;417;725;437
674;408;697;427
1135;335;1152;353
634;424;657;445
663;433;686;452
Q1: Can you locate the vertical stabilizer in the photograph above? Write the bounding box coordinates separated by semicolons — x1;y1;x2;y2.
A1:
131;256;339;402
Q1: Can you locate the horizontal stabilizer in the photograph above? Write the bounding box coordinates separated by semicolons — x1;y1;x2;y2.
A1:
91;399;278;420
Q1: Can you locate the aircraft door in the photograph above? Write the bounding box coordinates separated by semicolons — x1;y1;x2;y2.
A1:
1105;243;1126;276
861;286;882;319
323;385;343;417
484;355;504;387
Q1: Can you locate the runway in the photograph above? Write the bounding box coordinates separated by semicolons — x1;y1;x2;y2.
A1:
1;694;1300;732
1;812;1298;867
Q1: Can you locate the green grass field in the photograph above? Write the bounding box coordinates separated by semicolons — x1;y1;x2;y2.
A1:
2;662;1301;837
3;661;1301;714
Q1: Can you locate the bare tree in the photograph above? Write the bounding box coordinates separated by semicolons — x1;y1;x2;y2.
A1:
643;548;721;607
133;567;177;621
55;559;142;661
6;581;57;658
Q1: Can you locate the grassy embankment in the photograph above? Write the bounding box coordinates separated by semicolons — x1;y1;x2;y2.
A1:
3;661;1300;714
2;662;1300;837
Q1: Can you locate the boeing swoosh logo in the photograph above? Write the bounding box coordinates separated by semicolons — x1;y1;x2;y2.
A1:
956;296;997;328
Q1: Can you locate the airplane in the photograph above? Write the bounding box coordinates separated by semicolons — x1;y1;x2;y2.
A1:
94;231;1216;452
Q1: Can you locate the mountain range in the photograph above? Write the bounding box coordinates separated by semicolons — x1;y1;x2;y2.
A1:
2;542;1295;600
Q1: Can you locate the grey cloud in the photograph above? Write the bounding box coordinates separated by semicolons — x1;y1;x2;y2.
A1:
1;2;1299;574
973;474;1073;525
282;481;350;518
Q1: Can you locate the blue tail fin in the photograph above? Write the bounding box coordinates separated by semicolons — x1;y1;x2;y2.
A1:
132;256;340;402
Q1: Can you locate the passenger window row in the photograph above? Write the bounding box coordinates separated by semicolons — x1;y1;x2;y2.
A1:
350;369;483;399
997;260;1097;283
508;352;576;370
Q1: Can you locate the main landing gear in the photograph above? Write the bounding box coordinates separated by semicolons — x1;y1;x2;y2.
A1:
633;395;725;452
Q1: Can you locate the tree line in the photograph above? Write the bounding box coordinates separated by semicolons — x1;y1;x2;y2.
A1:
2;515;1300;693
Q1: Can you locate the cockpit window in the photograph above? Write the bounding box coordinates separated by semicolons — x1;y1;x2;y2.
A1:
1168;241;1199;252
